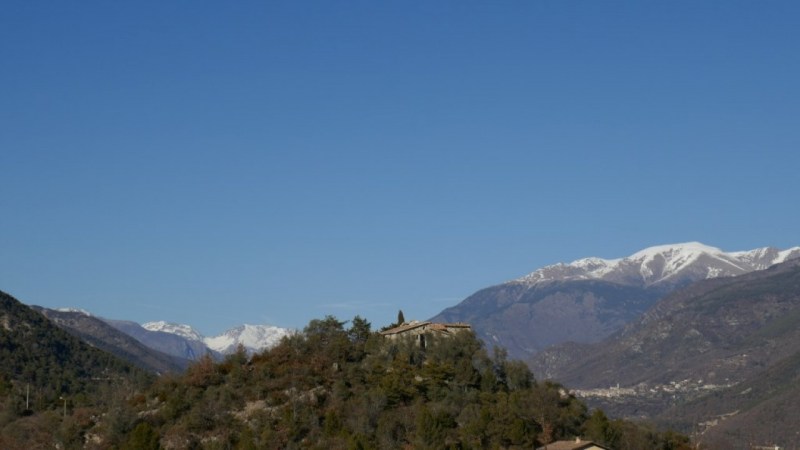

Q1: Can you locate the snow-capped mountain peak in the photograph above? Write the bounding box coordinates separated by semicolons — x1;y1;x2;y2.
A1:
516;242;800;288
142;321;205;342
629;241;724;263
203;324;293;355
139;320;292;355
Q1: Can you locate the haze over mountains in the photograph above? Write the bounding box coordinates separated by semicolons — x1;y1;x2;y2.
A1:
431;242;800;359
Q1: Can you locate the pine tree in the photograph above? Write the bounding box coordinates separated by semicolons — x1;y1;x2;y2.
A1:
397;310;405;325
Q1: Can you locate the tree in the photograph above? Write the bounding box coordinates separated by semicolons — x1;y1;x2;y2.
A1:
348;316;372;362
397;310;405;325
304;315;347;338
583;409;616;447
348;316;372;344
123;422;160;450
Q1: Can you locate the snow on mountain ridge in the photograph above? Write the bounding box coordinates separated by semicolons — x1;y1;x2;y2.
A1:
142;321;204;342
629;242;724;262
203;324;293;355
516;242;800;287
142;321;293;355
571;257;621;276
777;247;800;263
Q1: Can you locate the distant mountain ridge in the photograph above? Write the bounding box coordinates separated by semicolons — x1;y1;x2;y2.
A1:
432;242;800;359
515;242;800;287
104;318;292;358
16;304;294;365
202;323;292;354
103;318;216;361
4;289;291;377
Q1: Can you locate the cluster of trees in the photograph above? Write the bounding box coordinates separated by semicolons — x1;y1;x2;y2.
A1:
117;315;689;449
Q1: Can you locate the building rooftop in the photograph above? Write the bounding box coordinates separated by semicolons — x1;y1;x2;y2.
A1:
535;438;611;450
379;320;471;336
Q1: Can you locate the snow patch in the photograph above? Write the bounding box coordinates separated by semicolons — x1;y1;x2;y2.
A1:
56;308;92;316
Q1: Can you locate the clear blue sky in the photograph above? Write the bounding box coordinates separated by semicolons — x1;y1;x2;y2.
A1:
2;1;799;335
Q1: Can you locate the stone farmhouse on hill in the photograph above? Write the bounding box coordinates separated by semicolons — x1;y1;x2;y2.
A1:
535;437;612;450
379;320;471;347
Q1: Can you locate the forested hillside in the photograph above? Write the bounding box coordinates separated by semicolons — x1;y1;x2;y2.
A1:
115;316;689;449
0;290;152;448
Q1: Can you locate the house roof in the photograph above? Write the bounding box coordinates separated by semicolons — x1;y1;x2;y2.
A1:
535;439;611;450
379;321;471;336
380;321;430;335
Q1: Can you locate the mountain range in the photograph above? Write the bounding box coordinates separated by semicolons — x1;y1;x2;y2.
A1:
138;320;292;356
33;309;293;370
431;242;800;360
104;318;292;360
529;258;800;448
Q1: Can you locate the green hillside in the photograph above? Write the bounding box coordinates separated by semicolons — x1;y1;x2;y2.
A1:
0;290;152;448
114;316;689;449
